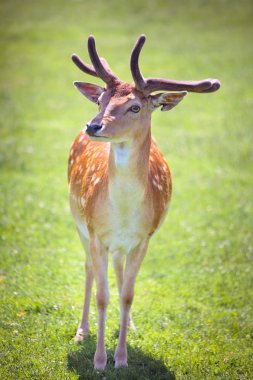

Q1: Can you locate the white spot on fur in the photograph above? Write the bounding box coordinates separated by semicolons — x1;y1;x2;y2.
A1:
152;179;158;188
93;178;100;186
78;135;85;143
91;174;97;182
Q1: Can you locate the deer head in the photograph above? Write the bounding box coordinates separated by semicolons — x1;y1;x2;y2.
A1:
72;35;220;143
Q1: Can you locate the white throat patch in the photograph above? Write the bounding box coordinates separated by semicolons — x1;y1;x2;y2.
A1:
113;143;131;169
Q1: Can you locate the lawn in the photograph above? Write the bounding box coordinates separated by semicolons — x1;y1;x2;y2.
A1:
0;0;252;379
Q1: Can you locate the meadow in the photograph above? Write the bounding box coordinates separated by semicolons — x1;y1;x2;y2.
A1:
0;0;252;379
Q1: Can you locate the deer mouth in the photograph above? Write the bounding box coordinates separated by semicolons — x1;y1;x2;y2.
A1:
84;124;108;140
86;133;109;142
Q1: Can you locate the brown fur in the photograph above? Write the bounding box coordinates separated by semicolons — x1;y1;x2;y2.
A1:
68;131;171;236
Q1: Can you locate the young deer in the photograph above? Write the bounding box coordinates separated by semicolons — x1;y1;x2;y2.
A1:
69;35;220;370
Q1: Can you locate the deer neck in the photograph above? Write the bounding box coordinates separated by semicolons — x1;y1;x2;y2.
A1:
108;128;151;185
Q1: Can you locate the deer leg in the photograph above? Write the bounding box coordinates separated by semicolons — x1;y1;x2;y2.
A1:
112;251;124;295
114;240;149;368
90;237;109;371
75;228;94;342
112;251;136;331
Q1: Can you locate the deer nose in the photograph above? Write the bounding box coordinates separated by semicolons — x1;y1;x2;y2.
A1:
86;123;103;136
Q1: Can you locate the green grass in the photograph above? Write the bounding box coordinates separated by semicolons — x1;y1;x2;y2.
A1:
0;0;253;379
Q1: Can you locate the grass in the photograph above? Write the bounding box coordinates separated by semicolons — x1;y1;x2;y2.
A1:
0;0;252;379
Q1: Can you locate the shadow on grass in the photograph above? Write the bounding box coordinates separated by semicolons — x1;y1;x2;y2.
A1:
67;334;175;380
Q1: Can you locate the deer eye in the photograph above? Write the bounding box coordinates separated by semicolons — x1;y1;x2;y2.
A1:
129;105;141;113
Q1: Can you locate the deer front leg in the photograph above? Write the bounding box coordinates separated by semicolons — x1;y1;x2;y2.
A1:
75;229;94;342
114;240;149;368
113;251;136;331
112;251;124;295
90;237;109;371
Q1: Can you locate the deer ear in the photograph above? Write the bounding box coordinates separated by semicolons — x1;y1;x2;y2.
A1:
149;91;187;112
73;82;105;103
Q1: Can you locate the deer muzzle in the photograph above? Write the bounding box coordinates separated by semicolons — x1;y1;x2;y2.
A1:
86;123;103;137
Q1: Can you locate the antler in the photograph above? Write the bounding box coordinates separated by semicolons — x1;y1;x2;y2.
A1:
130;35;221;94
72;53;98;78
72;35;119;86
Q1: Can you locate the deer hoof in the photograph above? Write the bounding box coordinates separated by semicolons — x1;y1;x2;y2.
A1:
94;350;107;371
74;326;89;343
115;359;128;368
114;347;128;368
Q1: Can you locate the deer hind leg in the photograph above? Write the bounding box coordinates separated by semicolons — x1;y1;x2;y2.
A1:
90;237;109;371
114;240;149;368
112;251;136;331
75;227;94;342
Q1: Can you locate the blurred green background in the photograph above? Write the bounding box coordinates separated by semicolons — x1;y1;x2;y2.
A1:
0;1;252;379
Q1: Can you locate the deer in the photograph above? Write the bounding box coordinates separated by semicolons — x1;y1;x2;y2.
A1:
68;34;220;370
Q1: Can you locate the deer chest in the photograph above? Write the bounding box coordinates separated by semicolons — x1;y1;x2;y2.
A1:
98;177;151;254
